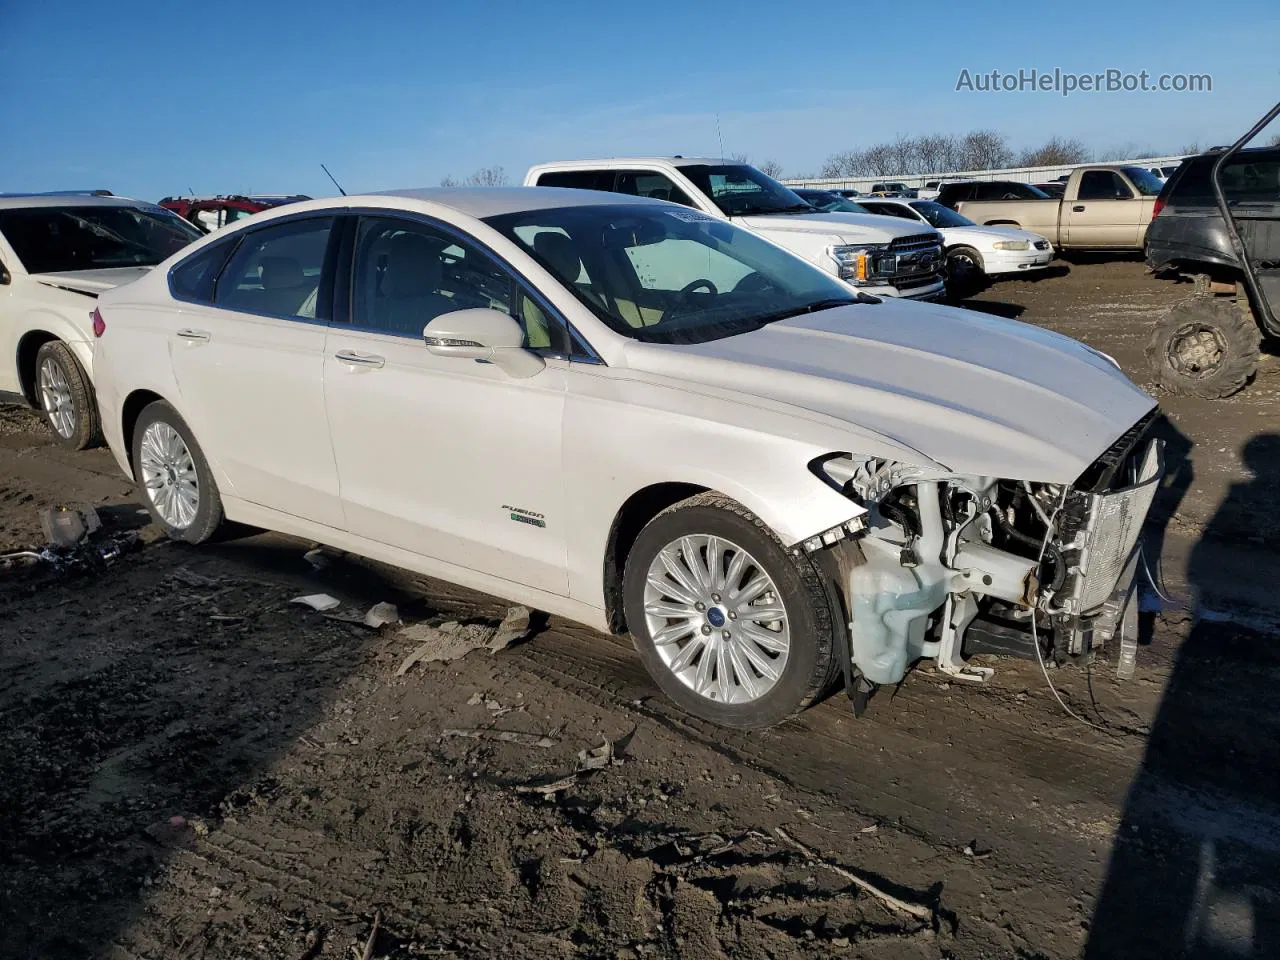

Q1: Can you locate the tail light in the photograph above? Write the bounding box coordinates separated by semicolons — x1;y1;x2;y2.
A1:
91;307;105;338
1152;196;1166;219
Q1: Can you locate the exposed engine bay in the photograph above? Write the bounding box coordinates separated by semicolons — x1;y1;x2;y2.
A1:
807;413;1164;689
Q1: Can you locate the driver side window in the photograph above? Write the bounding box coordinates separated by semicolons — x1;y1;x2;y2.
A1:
352;217;573;353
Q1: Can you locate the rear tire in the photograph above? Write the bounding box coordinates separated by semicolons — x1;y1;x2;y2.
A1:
35;341;101;450
1145;297;1261;399
131;400;224;543
622;492;839;729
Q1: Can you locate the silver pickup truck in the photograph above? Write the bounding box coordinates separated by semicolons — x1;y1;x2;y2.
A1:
937;165;1165;250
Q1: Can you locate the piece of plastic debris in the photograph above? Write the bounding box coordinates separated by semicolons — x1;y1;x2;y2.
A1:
302;547;330;570
466;692;485;706
489;605;533;652
394;621;497;672
576;740;615;772
172;567;222;588
364;601;400;628
515;774;580;797
860;824;879;834
41;504;100;548
290;594;341;612
441;728;558;748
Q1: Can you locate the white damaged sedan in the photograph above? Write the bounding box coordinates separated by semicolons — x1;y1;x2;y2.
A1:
92;188;1162;728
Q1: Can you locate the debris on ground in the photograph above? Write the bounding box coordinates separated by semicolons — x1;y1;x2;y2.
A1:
1;527;140;576
40;503;101;547
291;594;342;612
363;601;400;628
394;620;499;674
489;605;533;652
302;547;331;570
357;909;380;960
172;566;223;588
514;732;633;796
773;827;935;923
441;728;558;748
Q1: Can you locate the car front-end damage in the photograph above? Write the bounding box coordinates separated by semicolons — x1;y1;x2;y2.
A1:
803;411;1164;692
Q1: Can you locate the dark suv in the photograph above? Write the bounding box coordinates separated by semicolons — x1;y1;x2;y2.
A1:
1144;104;1280;398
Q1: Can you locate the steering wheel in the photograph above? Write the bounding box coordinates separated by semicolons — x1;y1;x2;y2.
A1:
679;278;718;301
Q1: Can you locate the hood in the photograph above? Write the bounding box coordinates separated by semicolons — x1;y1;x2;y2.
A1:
32;266;153;296
735;212;939;244
941;224;1048;247
620;298;1155;484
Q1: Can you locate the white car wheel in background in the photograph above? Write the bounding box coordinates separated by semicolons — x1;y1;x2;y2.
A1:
34;341;101;451
623;492;840;728
131;400;224;543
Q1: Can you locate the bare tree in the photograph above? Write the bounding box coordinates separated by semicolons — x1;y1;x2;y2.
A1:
758;159;784;179
915;134;956;174
820;150;862;179
439;166;509;187
860;143;897;177
1180;140;1203;155
1268;132;1280;147
1097;143;1164;161
1018;137;1091;167
959;129;1013;171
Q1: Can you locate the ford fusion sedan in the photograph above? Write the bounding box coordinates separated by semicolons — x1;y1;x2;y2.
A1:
93;188;1162;728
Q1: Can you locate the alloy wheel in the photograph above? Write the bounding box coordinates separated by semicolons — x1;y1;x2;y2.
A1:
643;534;790;704
139;421;200;528
38;358;76;439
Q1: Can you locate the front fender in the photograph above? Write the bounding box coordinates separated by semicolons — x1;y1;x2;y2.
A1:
563;373;869;607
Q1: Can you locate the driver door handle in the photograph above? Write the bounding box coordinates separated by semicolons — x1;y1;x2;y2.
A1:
1072;205;1085;212
176;328;211;342
334;350;385;369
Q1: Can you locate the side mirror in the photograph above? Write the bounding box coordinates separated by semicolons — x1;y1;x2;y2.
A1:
0;262;10;285
423;307;544;379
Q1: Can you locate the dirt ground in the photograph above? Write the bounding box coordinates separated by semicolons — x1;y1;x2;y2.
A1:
2;259;1279;960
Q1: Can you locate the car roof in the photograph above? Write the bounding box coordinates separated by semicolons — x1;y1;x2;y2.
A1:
0;194;148;211
530;157;731;171
371;186;668;218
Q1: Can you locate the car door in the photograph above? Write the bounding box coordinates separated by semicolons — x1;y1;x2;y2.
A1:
167;215;345;528
322;214;570;594
1065;171;1143;247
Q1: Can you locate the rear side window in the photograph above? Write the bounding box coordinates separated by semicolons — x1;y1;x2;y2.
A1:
613;170;697;207
214;217;335;321
169;237;238;302
533;170;614;190
1171;154;1280;205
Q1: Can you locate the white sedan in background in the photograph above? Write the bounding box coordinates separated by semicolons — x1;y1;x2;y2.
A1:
92;188;1159;729
855;197;1054;291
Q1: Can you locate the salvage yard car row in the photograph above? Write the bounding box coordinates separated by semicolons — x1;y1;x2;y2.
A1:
6;144;1260;729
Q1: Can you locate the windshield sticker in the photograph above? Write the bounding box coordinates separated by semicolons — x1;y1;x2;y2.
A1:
665;209;715;223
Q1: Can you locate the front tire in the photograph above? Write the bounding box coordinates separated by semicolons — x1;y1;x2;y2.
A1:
1145;297;1261;399
622;492;839;729
35;341;101;450
131;400;224;543
945;246;985;301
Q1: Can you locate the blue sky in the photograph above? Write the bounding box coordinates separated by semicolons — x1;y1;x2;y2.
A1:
1;0;1277;199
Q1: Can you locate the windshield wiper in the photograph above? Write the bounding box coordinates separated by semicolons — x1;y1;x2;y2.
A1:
750;297;861;326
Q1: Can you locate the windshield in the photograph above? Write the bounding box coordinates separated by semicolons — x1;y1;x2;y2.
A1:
909;201;975;228
679;164;812;217
485;203;858;345
0;205;202;273
796;191;871;214
1120;166;1166;197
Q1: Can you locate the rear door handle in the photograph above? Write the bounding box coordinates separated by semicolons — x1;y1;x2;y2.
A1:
334;350;385;369
1072;205;1085;212
176;328;211;342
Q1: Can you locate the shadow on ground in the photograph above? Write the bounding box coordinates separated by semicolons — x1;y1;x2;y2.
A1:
1086;433;1280;958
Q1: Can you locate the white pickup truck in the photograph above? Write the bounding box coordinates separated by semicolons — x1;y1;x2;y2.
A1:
524;159;946;300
